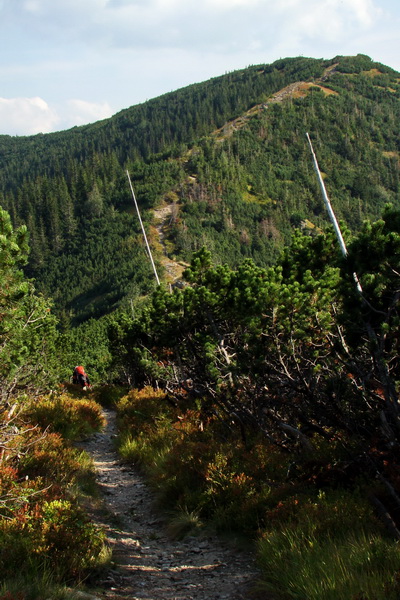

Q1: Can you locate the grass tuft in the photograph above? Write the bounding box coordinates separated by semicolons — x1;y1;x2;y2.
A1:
257;516;400;600
166;507;204;540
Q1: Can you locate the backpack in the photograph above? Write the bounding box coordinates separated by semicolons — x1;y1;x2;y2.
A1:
73;366;88;386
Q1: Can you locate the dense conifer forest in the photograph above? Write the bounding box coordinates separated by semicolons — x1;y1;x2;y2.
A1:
0;53;399;323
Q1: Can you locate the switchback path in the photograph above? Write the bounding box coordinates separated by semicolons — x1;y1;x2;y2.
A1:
81;408;261;600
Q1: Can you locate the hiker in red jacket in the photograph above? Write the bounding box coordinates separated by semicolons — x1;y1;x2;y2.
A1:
72;365;91;389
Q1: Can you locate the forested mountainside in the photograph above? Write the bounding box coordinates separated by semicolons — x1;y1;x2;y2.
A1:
0;53;399;323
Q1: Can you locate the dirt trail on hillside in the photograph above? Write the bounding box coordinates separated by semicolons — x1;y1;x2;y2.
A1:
152;205;186;283
81;409;261;600
212;65;339;144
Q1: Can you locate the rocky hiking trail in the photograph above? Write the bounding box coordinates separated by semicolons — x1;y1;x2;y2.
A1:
152;204;187;284
80;408;261;600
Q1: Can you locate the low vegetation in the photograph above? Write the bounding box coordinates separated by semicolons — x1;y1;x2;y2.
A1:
116;387;400;599
22;388;106;441
0;389;109;597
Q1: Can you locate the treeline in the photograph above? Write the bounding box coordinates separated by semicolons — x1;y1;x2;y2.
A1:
0;55;328;184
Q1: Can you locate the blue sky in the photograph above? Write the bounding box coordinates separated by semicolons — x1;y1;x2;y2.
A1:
0;0;399;136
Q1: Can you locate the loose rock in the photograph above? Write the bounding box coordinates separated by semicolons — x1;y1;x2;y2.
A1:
80;408;260;599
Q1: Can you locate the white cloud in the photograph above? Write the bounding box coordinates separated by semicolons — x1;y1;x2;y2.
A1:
0;0;398;135
269;0;382;59
350;0;379;26
275;0;379;40
2;0;381;51
0;97;59;135
22;0;41;13
0;96;114;136
1;0;390;54
63;99;114;127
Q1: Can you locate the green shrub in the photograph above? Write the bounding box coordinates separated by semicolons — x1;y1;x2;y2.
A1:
22;394;105;440
17;432;83;485
116;386;171;434
0;498;106;583
37;499;106;578
92;384;129;408
0;390;107;594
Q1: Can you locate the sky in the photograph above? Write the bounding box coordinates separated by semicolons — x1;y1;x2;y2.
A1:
0;0;399;136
